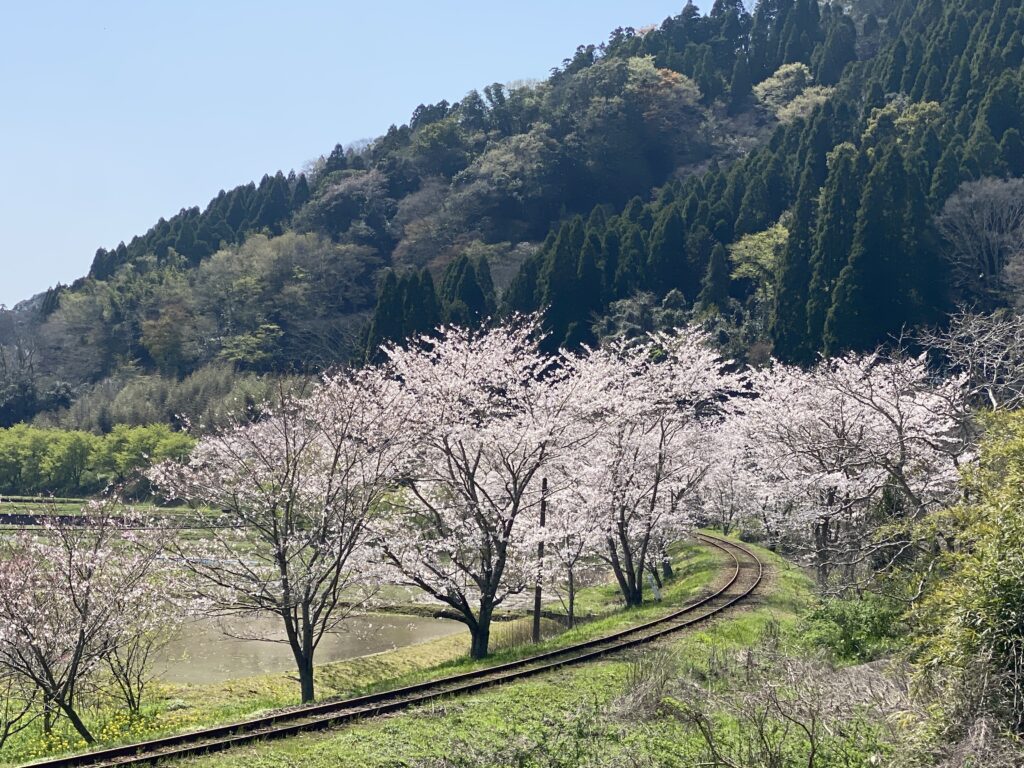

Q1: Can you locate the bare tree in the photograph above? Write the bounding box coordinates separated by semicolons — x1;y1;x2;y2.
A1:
668;648;898;768
936;177;1024;308
921;308;1024;411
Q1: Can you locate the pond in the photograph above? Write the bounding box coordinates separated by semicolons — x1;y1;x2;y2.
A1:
156;613;466;684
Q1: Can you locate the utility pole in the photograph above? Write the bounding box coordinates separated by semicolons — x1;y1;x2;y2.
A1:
532;476;547;643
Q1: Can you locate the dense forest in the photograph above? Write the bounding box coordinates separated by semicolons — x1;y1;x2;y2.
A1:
2;0;1024;430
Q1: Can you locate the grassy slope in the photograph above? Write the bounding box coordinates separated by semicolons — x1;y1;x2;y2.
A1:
166;541;820;768
5;541;722;766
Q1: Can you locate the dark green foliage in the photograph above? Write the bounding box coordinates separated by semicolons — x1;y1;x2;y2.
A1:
806;143;861;352
13;0;1024;428
735;176;769;236
697;243;731;313
825;146;914;353
816;15;857;86
600;228;621;304
504;255;541;316
614;225;647;300
365;267;444;361
646;206;687;293
771;173;815;362
364;271;404;362
727;55;753;114
440;254;494;326
999;128;1024;176
540;218;587;348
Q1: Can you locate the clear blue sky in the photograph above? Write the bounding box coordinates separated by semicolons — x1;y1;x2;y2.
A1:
0;1;710;308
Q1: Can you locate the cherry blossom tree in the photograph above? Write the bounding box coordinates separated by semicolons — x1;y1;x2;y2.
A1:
696;428;762;536
565;329;740;607
0;507;168;743
151;369;408;703
533;491;603;627
374;323;594;658
741;352;967;585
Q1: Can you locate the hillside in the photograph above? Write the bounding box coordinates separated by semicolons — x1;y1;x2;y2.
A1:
2;0;1023;430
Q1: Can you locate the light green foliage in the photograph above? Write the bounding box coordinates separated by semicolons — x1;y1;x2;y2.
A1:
754;63;833;123
0;424;194;497
800;594;905;664
729;221;789;295
34;363;295;435
863;99;944;153
910;411;1024;733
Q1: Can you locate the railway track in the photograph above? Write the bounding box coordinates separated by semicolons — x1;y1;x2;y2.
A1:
25;533;763;768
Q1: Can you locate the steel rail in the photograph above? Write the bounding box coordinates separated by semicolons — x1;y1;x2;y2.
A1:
23;534;763;768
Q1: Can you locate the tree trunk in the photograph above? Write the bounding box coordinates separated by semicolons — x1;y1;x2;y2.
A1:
532;477;547;644
42;693;54;735
298;655;315;703
286;613;317;704
56;699;94;744
814;518;831;586
567;569;576;628
608;538;643;607
625;571;644;607
469;616;491;660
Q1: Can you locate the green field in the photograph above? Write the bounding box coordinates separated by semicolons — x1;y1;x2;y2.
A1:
2;541;727;766
161;542;886;768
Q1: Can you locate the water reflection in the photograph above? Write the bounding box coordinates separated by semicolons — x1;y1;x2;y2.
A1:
156;614;466;683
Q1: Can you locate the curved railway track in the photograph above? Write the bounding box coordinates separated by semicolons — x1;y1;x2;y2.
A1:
24;533;763;768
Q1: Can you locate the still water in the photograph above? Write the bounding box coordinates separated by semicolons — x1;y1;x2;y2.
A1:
156;614;466;684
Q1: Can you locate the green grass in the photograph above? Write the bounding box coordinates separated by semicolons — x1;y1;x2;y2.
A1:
0;498;201;517
155;539;831;768
2;541;724;767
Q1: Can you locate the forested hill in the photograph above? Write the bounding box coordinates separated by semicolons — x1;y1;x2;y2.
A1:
2;0;1023;431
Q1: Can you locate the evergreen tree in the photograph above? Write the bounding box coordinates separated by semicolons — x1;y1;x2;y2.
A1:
291;174;310;210
577;231;604;320
365;271;404;362
540;220;585;348
728;55;753;115
173;219;197;263
585;204;608;233
614;226;647;299
504;256;540;316
225;186;250;234
255;173;291;235
930;136;963;204
696;243;731;314
600;228;621;303
475;255;497;317
824;146;911;354
402;270;441;338
441;255;489;326
684;225;715;302
814;15;856;85
771;171;815;363
806;143;861;353
1000;128;1024;176
735;175;770;235
646;206;686;292
961;121;1002;179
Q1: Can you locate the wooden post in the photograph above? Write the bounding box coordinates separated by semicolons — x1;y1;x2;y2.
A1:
532;476;547;643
